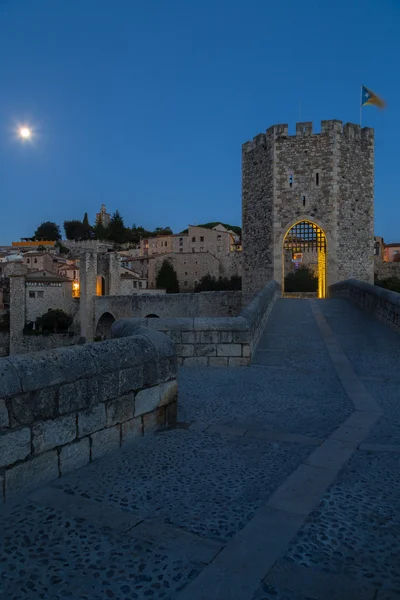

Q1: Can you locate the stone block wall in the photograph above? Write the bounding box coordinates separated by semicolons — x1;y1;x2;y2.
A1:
330;279;400;332
0;327;177;503
112;281;280;366
9;332;80;356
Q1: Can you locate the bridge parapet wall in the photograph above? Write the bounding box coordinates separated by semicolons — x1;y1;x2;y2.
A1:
330;279;400;332
0;328;177;503
112;281;280;366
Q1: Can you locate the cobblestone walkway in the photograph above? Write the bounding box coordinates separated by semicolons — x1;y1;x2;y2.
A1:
1;299;400;600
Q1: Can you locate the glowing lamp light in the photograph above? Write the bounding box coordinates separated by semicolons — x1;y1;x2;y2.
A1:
72;281;80;298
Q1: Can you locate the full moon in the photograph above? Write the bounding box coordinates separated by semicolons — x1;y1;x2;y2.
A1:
19;127;31;139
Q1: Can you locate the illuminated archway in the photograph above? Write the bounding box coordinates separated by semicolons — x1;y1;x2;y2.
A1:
283;220;327;298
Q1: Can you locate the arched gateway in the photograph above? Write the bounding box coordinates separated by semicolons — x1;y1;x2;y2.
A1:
241;120;375;298
283;220;327;298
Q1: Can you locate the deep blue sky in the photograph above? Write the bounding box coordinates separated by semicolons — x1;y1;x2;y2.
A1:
1;0;399;244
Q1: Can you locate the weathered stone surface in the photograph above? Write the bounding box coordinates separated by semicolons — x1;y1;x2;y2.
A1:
200;331;219;344
209;357;229;367
91;426;120;460
143;407;165;433
181;331;202;344
5;450;59;499
59;438;90;475
0;399;9;428
157;357;173;382
106;393;134;426
176;344;194;357
78;404;106;437
10;388;58;426
220;331;233;343
119;365;144;394
159;380;178;407
8;345;97;393
217;344;242;357
121;416;143;445
0;427;31;468
194;344;217;357
97;372;119;402
0;357;22;398
228;357;250;367
183;357;208;367
59;379;98;414
32;415;76;454
242;344;251;358
165;401;178;425
134;386;160;417
166;330;182;343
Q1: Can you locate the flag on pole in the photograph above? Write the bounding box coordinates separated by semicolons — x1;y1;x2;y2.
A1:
361;85;386;108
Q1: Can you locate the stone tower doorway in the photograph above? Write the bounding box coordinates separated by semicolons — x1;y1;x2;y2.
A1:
283;220;327;299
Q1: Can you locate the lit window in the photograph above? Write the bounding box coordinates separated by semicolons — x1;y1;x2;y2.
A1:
29;291;35;298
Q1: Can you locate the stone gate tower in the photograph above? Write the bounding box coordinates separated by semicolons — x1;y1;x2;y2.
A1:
242;120;374;297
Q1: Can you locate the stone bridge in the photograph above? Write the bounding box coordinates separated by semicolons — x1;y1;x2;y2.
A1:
93;290;243;339
1;279;400;599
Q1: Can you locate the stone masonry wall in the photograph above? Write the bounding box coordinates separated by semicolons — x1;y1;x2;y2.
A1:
112;281;280;367
0;327;178;503
329;279;400;333
10;332;80;356
242;121;374;297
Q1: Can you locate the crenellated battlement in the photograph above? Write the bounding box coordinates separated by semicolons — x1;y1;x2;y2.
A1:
243;120;374;152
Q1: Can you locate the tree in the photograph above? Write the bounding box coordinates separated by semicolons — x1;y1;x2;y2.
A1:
107;210;125;243
375;276;400;293
93;215;108;240
36;309;72;333
34;221;61;241
194;274;242;292
156;259;180;293
284;266;318;293
64;220;85;240
82;212;93;239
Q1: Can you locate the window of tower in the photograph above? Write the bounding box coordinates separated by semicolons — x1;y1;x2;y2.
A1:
289;174;293;188
316;172;319;186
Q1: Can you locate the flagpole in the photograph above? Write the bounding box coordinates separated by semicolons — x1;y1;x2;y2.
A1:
360;84;362;127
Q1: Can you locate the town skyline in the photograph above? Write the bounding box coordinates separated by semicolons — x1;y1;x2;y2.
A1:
1;0;399;245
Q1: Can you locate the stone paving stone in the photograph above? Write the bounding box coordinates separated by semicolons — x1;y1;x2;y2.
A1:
265;559;376;600
0;500;205;600
52;429;311;542
284;450;400;593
